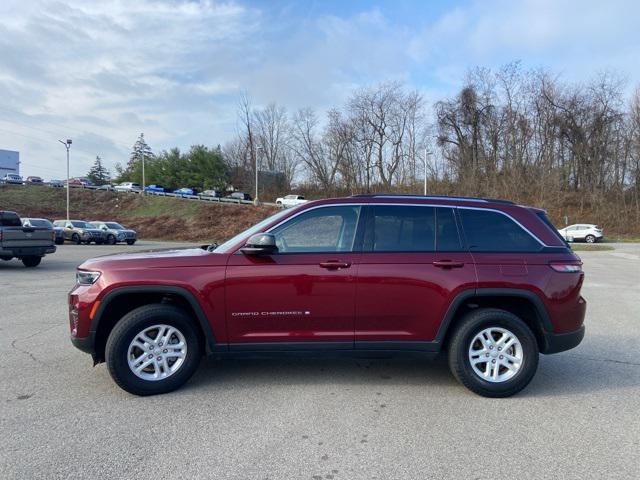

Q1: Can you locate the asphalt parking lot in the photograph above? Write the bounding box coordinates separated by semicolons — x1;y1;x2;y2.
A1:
1;242;639;479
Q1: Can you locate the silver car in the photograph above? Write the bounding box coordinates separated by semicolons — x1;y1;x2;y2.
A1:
89;221;137;245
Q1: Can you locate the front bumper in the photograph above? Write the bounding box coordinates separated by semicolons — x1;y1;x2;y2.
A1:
541;325;585;354
70;333;95;354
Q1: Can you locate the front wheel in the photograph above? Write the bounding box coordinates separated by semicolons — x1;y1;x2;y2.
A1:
105;304;202;396
71;233;81;245
106;234;116;245
585;235;596;243
21;256;42;267
126;239;136;245
448;308;539;398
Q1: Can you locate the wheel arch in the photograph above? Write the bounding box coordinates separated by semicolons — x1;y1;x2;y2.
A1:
91;285;217;363
436;288;553;352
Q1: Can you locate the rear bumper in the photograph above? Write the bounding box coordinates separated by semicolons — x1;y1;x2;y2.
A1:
541;325;585;354
0;245;56;257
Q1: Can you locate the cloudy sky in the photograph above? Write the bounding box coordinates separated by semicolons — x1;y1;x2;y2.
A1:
1;0;639;179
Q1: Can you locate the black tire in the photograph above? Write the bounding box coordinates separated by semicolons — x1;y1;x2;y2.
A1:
126;239;136;245
585;235;595;244
107;234;116;245
105;304;202;396
447;308;539;398
21;256;42;268
55;238;64;245
71;233;81;245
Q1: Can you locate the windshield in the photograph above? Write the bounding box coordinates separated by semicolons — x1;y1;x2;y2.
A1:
71;221;90;228
105;222;124;229
213;209;291;253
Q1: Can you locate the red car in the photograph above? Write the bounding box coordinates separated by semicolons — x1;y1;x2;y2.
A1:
69;195;586;397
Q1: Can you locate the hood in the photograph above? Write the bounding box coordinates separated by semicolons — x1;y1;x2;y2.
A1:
79;246;226;271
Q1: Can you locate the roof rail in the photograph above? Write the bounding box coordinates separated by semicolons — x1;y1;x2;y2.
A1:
350;193;514;205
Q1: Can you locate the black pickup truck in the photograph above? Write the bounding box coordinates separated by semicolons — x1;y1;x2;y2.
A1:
0;210;56;267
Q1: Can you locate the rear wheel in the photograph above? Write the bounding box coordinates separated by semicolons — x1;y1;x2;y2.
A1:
21;256;42;268
448;308;539;398
105;304;202;396
71;233;81;245
585;235;596;243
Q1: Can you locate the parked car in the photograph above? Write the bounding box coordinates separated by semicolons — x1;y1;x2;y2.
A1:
26;176;44;184
557;224;603;243
66;177;93;187
2;173;23;184
228;191;252;201
89;221;137;245
69;194;586;397
49;179;64;188
144;184;166;193
115;182;142;192
276;194;308;208
96;184;115;191
174;187;195;196
1;211;56;267
52;220;107;244
201;189;222;198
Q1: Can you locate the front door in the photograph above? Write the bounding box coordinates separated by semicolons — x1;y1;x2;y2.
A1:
225;205;363;348
355;205;476;346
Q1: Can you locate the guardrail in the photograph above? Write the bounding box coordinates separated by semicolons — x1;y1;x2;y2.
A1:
0;180;278;207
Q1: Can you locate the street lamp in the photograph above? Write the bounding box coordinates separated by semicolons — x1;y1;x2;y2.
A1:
58;139;72;221
254;146;263;206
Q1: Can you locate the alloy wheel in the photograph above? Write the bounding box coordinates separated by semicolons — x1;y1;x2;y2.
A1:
468;327;523;383
127;324;187;381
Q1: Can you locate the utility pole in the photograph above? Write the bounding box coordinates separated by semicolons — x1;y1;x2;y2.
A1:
58;139;72;221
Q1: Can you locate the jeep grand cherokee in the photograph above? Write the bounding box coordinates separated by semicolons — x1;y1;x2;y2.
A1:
69;195;585;397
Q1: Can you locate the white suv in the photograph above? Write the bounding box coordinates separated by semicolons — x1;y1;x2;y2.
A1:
275;194;308;208
558;224;603;243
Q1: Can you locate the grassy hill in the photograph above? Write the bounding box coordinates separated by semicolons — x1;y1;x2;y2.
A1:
0;185;277;243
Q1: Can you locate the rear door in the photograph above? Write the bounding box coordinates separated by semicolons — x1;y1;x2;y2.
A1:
355;205;476;346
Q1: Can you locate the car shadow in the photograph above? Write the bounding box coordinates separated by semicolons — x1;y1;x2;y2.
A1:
182;344;640;398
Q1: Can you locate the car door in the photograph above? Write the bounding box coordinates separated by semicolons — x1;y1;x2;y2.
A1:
225;204;363;348
355;205;476;347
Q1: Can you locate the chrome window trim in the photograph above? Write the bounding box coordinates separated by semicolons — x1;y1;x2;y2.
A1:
265;202;549;249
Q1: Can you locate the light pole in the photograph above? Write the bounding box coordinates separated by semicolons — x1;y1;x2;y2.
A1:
254;146;263;205
58;139;72;221
141;151;145;196
423;147;431;196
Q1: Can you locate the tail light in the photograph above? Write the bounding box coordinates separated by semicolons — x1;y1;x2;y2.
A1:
549;262;582;273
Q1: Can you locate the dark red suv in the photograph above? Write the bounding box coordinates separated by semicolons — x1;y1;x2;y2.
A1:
69;195;586;397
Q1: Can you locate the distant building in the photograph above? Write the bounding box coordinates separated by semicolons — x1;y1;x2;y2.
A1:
0;149;20;177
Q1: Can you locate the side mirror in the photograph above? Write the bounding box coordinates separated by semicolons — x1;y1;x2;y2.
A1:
240;233;278;255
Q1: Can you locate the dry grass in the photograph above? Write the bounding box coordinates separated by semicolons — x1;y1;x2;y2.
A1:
0;185;277;242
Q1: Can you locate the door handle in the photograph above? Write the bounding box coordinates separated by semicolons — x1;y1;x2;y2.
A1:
432;260;465;269
319;261;351;270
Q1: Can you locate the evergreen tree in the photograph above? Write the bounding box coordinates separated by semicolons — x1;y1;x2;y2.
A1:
128;132;154;169
86;155;111;185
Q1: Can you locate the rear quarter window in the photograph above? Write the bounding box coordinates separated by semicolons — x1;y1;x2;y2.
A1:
459;209;542;252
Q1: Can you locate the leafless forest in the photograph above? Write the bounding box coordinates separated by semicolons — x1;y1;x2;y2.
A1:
225;64;640;235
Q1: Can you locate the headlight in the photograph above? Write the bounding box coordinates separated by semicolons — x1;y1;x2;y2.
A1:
76;270;101;285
